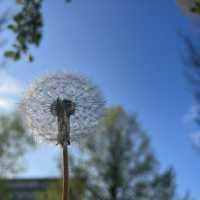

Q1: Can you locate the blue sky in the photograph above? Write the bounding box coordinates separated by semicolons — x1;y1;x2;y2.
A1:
1;0;200;198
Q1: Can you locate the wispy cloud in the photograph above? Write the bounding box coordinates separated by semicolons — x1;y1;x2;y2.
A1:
0;71;24;95
0;97;16;110
184;104;200;148
190;132;200;147
0;71;24;111
183;104;198;123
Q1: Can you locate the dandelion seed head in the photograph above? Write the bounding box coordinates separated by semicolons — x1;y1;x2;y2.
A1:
21;72;105;144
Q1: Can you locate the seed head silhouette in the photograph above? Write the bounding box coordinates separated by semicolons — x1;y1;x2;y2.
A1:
21;72;105;145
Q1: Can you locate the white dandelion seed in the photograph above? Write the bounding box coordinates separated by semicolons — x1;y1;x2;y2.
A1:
21;72;105;144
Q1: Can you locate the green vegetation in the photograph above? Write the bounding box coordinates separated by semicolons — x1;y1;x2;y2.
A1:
2;0;71;62
37;168;88;200
38;106;192;200
0;112;35;198
177;0;200;15
190;0;200;13
0;180;11;200
0;112;34;177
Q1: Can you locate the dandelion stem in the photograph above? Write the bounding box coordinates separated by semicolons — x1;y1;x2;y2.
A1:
63;144;69;200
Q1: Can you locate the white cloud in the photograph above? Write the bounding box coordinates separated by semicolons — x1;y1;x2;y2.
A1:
0;71;24;111
0;71;24;95
0;97;16;110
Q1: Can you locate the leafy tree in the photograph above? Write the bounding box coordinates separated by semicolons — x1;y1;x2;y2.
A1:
37;106;192;200
0;112;34;177
150;168;176;200
191;0;200;13
4;0;43;62
82;106;177;200
177;0;200;133
83;107;154;199
0;112;34;199
176;0;200;15
2;0;71;62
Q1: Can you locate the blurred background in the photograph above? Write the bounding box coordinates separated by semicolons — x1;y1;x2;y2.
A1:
0;0;200;199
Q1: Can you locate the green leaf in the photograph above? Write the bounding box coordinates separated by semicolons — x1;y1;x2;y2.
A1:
16;0;24;4
28;54;33;62
14;51;20;60
4;51;16;58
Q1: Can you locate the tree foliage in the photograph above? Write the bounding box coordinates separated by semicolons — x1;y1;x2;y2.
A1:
177;0;200;134
83;107;157;200
0;112;34;177
38;106;189;200
190;0;200;13
0;112;35;199
177;0;200;15
150;168;176;200
4;0;43;62
2;0;71;62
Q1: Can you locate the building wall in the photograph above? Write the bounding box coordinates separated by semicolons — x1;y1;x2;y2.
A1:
1;178;59;200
